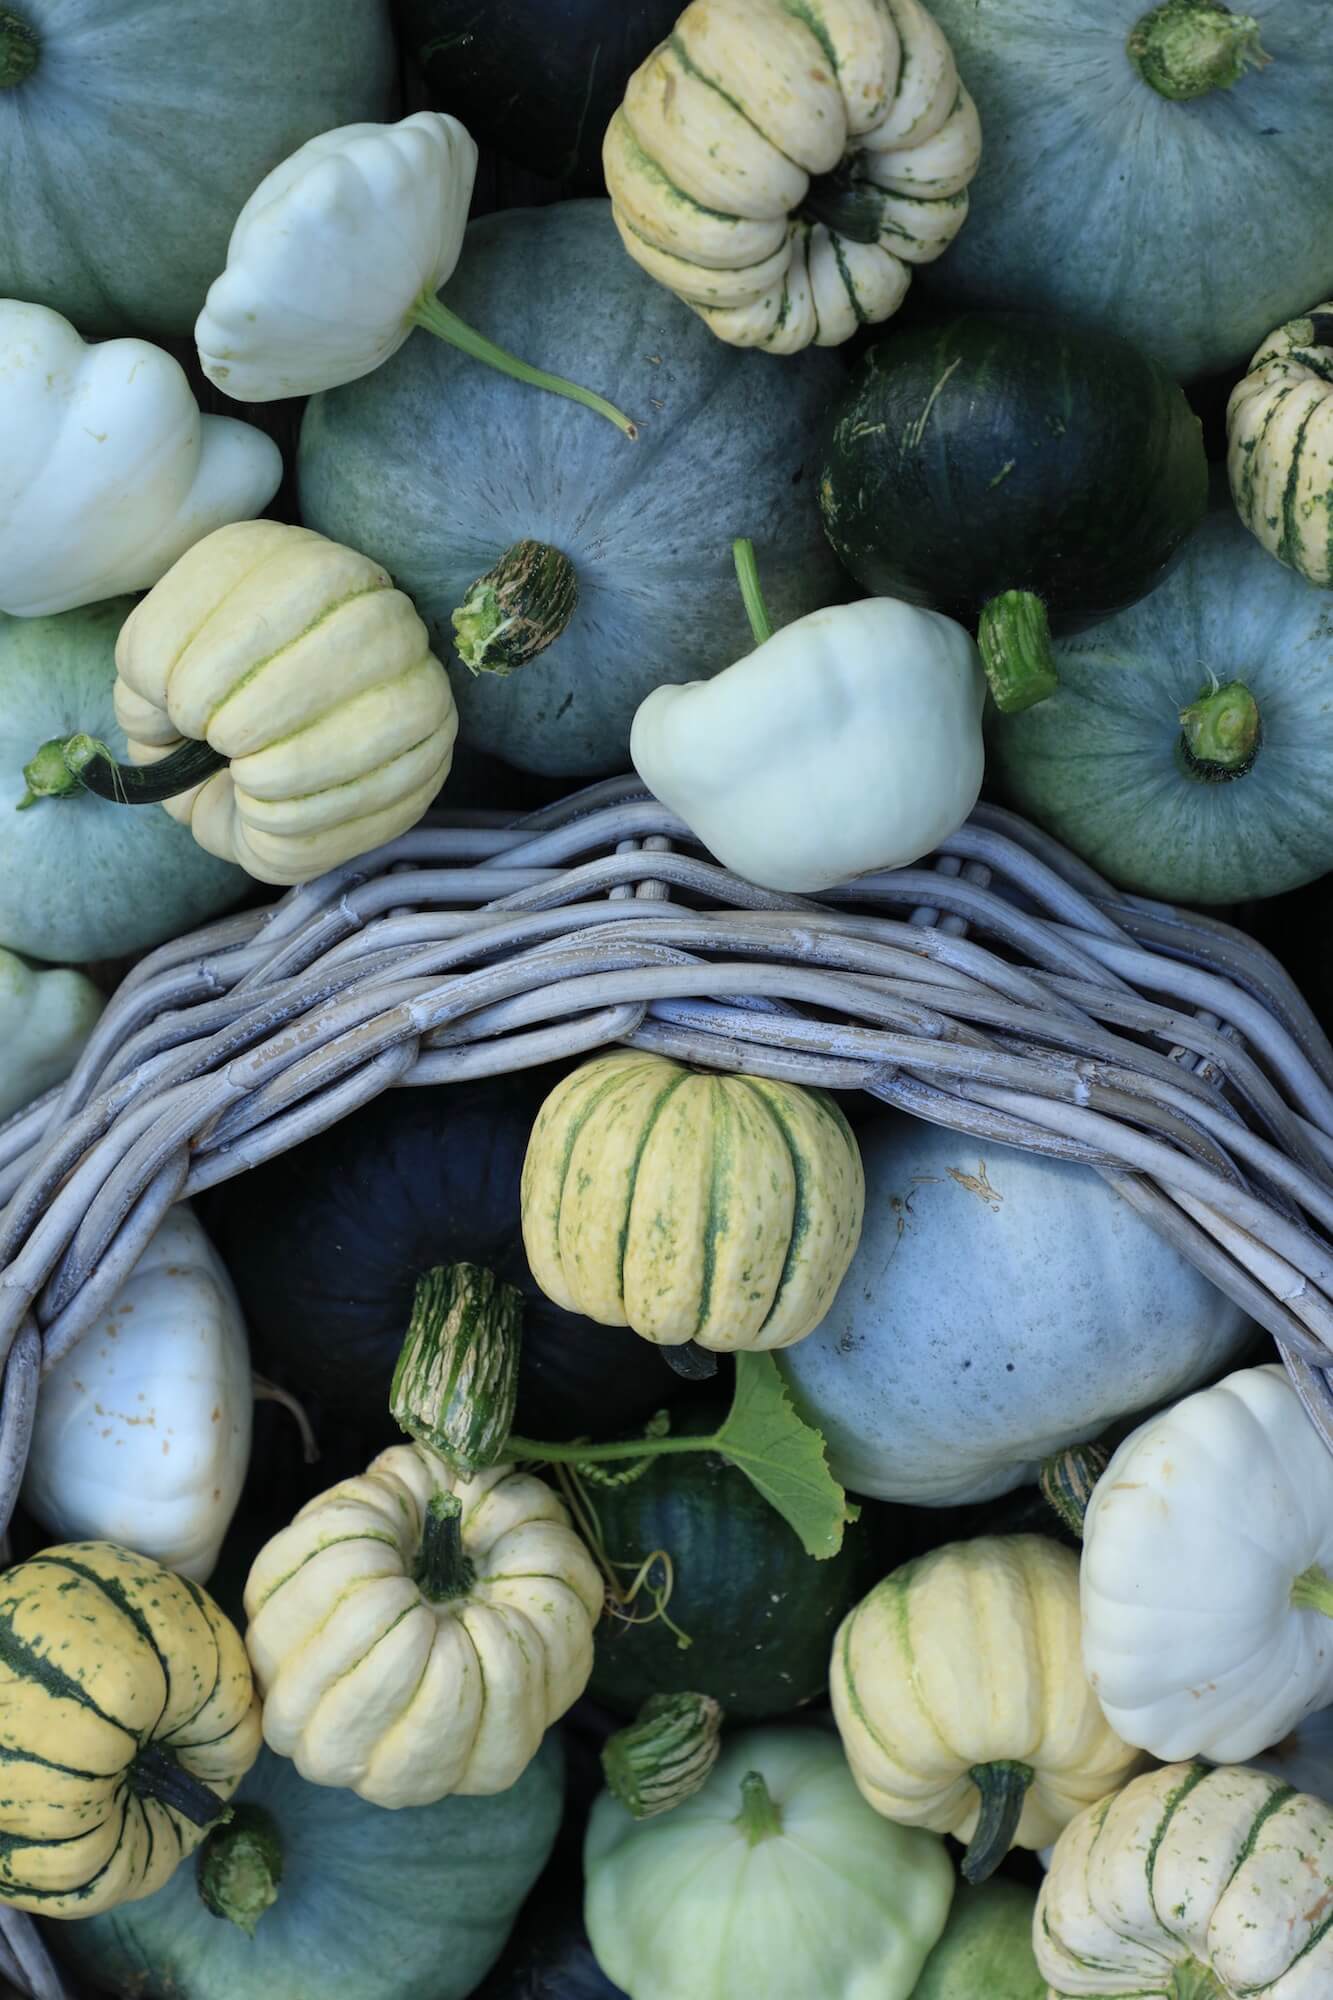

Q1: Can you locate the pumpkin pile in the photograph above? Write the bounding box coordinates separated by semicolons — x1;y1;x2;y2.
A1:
2;1;1333;1997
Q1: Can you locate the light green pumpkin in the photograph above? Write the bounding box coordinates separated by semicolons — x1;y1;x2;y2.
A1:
0;600;246;962
0;949;102;1119
912;1882;1044;2000
0;0;396;337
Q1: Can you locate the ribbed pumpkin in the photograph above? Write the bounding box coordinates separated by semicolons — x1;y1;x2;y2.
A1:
520;1052;865;1352
0;1542;261;1917
1228;304;1333;587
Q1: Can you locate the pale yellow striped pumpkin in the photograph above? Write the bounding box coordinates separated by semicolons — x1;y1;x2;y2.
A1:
1228;304;1333;587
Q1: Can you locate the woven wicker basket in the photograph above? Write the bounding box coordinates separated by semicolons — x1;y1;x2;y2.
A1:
5;775;1333;1997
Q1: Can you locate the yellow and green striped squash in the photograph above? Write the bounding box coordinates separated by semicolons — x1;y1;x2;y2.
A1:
1228;304;1333;588
519;1051;865;1352
0;1541;261;1917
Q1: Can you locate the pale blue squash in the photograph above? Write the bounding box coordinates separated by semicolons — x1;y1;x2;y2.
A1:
1248;1707;1333;1802
778;1115;1251;1507
923;0;1333;380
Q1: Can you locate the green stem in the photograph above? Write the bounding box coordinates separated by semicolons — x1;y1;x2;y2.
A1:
1291;1564;1333;1618
410;291;637;439
450;540;580;676
130;1744;232;1830
17;733;227;810
392;1264;522;1473
0;10;38;88
1038;1443;1109;1539
197;1805;283;1936
1169;1961;1229;2000
977;591;1059;713
1127;1;1269;101
602;1693;724;1819
1178;681;1261;780
961;1760;1034;1884
506;1431;712;1466
734;1769;783;1846
732;538;774;648
413;1491;477;1602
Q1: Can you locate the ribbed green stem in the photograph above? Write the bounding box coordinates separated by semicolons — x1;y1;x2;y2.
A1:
130;1744;231;1830
602;1693;724;1818
0;11;38;87
1127;1;1269;100
391;1264;522;1473
732;537;774;648
734;1769;783;1846
17;733;227;810
961;1761;1034;1883
410;291;637;438
197;1805;283;1936
1039;1443;1109;1539
414;1491;476;1602
451;540;580;676
1178;681;1261;780
977;591;1059;713
1291;1564;1333;1618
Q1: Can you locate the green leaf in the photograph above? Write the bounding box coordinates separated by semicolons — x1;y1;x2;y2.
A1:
712;1353;858;1560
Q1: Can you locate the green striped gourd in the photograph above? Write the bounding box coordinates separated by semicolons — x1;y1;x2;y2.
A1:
1228;305;1333;586
519;1051;865;1352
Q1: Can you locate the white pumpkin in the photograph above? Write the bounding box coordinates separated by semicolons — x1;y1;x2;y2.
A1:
0;949;103;1121
21;1204;252;1581
1081;1364;1333;1763
1228;304;1333;587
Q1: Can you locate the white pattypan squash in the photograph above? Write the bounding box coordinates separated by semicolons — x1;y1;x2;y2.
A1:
0;949;103;1121
1081;1364;1333;1763
0;300;281;618
632;583;985;892
21;1204;252;1582
1037;1761;1333;1998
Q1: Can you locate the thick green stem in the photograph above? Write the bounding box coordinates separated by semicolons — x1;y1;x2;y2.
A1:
131;1744;231;1830
414;1491;477;1602
1178;681;1261;780
961;1760;1034;1884
1291;1564;1333;1618
197;1805;283;1936
602;1693;724;1819
977;591;1059;713
451;541;579;676
17;733;227;810
506;1430;710;1466
410;291;637;439
391;1264;522;1473
734;1769;784;1846
1038;1443;1109;1539
1127;1;1269;100
732;538;775;648
0;11;38;87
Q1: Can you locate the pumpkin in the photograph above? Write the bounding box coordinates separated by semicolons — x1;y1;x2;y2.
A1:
917;0;1333;383
0;599;245;964
22;520;458;887
777;1113;1250;1506
297;199;849;778
0;1541;261;1916
832;1536;1141;1883
0;0;396;338
521;1051;865;1353
584;1726;956;2000
244;1441;602;1805
1228;304;1333;587
817;312;1209;711
21;1205;252;1583
1081;1364;1333;1765
912;1881;1044;2000
603;0;980;352
583;1401;880;1719
199;1073;683;1443
1037;1761;1333;1997
48;1734;564;2000
0;950;102;1122
988;505;1333;905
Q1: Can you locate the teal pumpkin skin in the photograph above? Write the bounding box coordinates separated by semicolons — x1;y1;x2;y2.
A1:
298;200;849;778
919;0;1333;381
777;1114;1252;1507
0;1;396;338
912;1881;1045;2000
49;1737;566;2000
988;507;1333;905
0;600;246;963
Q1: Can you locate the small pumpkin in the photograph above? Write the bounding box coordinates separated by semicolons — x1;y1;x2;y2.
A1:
831;1536;1143;1882
520;1051;865;1353
244;1442;602;1805
604;0;980;351
1228;304;1333;587
0;1541;261;1916
912;1881;1044;2000
0;949;102;1122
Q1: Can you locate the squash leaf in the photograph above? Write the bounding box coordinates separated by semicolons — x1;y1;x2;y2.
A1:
713;1354;858;1560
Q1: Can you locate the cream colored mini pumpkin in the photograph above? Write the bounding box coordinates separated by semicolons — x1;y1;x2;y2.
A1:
604;0;981;351
243;1441;602;1806
1228;304;1333;587
113;519;458;885
831;1536;1142;1882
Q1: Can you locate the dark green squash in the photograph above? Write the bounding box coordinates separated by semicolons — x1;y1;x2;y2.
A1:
818;312;1208;711
584;1404;880;1719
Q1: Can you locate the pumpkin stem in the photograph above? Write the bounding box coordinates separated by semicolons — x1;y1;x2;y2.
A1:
977;591;1060;713
0;10;38;88
409;289;638;439
602;1692;725;1819
1178;680;1261;780
451;541;580;677
734;1769;784;1846
130;1743;233;1830
1038;1443;1109;1539
799;164;889;245
1127;1;1270;101
414;1490;477;1602
17;732;228;810
961;1760;1034;1883
392;1264;522;1474
1169;1960;1230;2000
1291;1564;1333;1619
732;538;775;648
197;1804;283;1936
